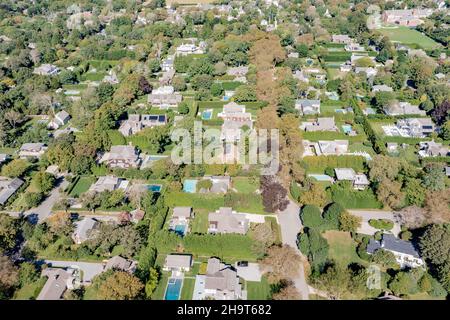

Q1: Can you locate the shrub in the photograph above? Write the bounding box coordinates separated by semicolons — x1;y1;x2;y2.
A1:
368;219;394;231
300;205;323;228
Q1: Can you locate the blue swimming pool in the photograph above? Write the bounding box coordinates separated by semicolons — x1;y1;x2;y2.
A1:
183;179;197;193
342;125;353;134
147;184;162;192
201;110;212;120
308;174;333;182
173;224;186;236
165;278;183;300
223;96;230;101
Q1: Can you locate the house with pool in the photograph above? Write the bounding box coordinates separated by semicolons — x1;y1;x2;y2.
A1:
169;207;193;236
163;254;193;300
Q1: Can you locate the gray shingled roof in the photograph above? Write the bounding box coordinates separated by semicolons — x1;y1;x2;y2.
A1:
367;234;420;258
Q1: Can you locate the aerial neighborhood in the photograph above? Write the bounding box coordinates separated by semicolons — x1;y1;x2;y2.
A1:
0;0;449;303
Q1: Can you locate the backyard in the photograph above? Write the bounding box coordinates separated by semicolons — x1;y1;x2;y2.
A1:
68;176;96;197
323;231;366;267
379;27;440;50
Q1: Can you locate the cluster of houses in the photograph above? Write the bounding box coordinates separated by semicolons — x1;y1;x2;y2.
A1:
381;8;434;27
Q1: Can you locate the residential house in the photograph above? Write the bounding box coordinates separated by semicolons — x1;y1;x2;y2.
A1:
148;86;182;108
372;84;393;93
301;117;337;132
18;143;47;159
384;102;426;116
103;71;119;84
293;70;309;82
208;207;249;235
161;55;175;71
396;118;435;138
163;254;193;272
37;268;76;300
334;168;370;190
345;42;365;52
33;64;60;76
104;256;137;273
202;257;245;300
367;234;425;268
88;176;129;193
295;99;321;115
199;176;231;193
354;67;377;78
382;9;433;27
72;217;99;244
0;177;24;206
316;140;349;156
332;34;353;44
48;110;71;130
218;102;253;142
169;207;193;235
226;66;249;77
418;141;449;158
100;145;141;169
119;114;167;137
176;43;203;56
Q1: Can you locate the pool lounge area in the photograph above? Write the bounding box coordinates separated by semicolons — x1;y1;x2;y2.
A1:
165;278;183;300
183;179;197;193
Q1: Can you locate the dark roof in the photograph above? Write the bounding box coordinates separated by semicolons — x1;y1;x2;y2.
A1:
367;234;420;258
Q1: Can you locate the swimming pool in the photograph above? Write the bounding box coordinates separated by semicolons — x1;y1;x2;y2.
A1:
223;96;230;101
173;224;187;236
183;179;197;193
147;184;162;192
307;174;334;182
342;125;353;134
201;110;213;120
165;278;183;300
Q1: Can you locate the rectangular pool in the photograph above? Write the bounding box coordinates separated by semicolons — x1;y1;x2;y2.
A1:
201;110;213;120
183;179;197;193
173;224;187;236
165;278;183;300
147;184;162;192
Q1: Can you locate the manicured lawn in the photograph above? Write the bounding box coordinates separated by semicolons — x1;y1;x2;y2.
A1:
323;231;366;267
191;209;209;234
379;27;440;50
0;147;17;155
69;176;96;197
13;277;47;300
246;277;272;300
233;177;259;194
152;272;169;300
180;278;195;300
165;192;224;210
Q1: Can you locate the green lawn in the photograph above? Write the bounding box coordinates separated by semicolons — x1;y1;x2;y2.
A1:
0;147;17;155
233;177;259;193
69;176;96;197
191;209;209;234
180;278;195;300
246;277;272;300
13;277;47;300
152;272;169;300
323;231;366;267
379;27;440;50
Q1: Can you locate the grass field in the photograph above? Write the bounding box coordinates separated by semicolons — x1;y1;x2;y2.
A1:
233;177;259;194
379;27;440;50
191;209;209;234
246;277;272;300
180;278;195;300
323;231;366;267
69;176;95;197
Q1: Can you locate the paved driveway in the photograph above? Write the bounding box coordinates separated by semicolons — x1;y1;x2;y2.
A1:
277;200;310;300
235;263;262;282
348;210;401;236
43;260;105;283
25;178;69;222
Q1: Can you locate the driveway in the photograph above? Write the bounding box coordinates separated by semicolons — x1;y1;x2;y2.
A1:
25;178;69;222
43;260;105;284
277;200;310;300
348;210;401;236
235;263;262;282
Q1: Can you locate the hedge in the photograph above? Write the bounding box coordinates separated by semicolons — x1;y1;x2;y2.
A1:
368;219;394;230
330;188;383;209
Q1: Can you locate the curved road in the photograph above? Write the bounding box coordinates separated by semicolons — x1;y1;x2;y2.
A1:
278;200;310;300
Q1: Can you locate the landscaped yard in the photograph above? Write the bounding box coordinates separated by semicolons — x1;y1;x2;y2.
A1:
246;277;272;300
190;209;209;234
379;27;440;50
180;278;195;300
151;272;169;300
233;177;259;193
323;231;366;267
69;176;96;197
13;278;47;300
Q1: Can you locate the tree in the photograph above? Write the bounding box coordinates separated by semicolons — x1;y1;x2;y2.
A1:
368;155;401;182
1;159;28;178
295;44;308;58
97;271;144;300
233;85;257;102
376;178;404;209
272;281;301;300
172;76;186;91
323;203;345;230
0;255;19;299
145;267;159;298
210;82;223;97
298;228;329;271
371;249;398;268
18;262;39;286
299;183;328;207
394;206;426;229
403;178;426;206
177;101;190;115
33;171;56;194
260;176;289;213
23;192;44;209
424;190;450;223
300;205;323;229
312;263;351;300
260;245;302;283
431;100;450;126
389;271;417;296
45;211;73;236
422;164;446;191
339;211;361;233
0;213;19;250
249;222;276;256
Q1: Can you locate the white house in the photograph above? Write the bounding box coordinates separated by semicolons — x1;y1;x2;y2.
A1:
163;254;193;272
18;143;47;159
334;168;370;190
295;99;321;115
48;110;71;130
